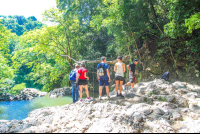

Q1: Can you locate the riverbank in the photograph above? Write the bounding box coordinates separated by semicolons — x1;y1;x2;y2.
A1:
0;88;47;102
0;79;200;133
0;92;100;121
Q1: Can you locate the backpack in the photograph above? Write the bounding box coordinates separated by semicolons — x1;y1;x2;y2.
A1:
69;70;77;82
97;63;106;76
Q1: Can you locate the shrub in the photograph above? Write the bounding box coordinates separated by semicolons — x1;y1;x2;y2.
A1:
10;83;26;95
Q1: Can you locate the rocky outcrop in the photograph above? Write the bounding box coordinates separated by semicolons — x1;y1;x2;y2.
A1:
0;88;47;102
1;79;200;133
137;46;200;86
48;87;72;98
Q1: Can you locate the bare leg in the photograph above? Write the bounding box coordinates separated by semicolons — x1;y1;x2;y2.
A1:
119;81;123;93
79;85;83;100
105;86;110;97
115;80;119;94
131;83;135;88
125;82;132;87
84;85;89;97
99;86;103;97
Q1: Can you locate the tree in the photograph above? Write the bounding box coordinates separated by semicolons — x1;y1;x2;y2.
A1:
12;24;76;91
1;15;44;36
0;16;45;91
0;23;15;90
27;16;37;21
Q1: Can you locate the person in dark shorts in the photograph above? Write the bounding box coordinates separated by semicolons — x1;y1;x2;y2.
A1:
123;59;139;90
114;56;126;98
161;71;169;81
76;63;91;102
97;56;111;100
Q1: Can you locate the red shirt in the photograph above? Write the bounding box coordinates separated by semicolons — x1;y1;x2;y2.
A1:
78;68;87;80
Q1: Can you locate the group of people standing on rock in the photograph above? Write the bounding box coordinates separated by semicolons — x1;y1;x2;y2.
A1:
69;56;138;103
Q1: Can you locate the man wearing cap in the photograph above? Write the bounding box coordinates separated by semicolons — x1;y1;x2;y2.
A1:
123;59;139;90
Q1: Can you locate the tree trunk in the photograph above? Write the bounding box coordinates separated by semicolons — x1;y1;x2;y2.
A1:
148;0;157;19
127;37;132;62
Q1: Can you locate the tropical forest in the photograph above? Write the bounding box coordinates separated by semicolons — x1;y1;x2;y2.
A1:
0;0;200;133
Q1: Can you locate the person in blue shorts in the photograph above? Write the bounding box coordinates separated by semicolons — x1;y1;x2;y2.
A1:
97;56;111;100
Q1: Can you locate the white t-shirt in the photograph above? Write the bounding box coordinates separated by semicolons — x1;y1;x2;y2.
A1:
115;62;124;77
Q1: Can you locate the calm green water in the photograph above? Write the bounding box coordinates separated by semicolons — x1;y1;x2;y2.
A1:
0;92;99;121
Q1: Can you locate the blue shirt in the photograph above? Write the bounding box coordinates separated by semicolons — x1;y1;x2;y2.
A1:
97;63;109;80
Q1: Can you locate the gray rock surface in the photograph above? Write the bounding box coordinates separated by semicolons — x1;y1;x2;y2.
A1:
1;79;200;133
0;88;47;102
49;87;72;98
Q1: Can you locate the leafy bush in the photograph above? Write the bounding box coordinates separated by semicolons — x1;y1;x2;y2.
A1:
185;12;200;33
10;83;26;95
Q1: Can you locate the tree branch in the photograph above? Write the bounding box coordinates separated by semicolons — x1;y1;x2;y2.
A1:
61;55;131;64
60;42;148;65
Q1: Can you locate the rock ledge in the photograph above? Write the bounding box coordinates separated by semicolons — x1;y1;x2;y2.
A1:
1;79;200;133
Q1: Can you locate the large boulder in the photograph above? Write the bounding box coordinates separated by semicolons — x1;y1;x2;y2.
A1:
49;87;72;98
189;104;200;114
20;88;47;98
0;93;15;101
19;88;47;101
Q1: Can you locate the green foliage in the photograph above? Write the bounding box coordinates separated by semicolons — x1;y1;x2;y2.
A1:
11;22;75;91
0;23;15;89
0;16;44;93
160;0;200;71
195;70;200;78
164;0;199;39
10;83;26;95
1;0;200;95
185;12;200;33
0;15;44;36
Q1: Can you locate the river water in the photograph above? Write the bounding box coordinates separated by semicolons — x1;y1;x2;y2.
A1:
0;92;99;121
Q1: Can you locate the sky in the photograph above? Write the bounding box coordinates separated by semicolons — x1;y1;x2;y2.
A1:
0;0;57;24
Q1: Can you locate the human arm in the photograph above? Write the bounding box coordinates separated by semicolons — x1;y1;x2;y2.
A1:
114;63;118;72
123;63;126;73
127;65;132;73
107;69;111;83
97;64;99;81
97;70;99;81
84;72;89;80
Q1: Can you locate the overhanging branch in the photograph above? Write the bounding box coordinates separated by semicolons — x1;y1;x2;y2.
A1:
60;43;148;64
60;55;131;64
